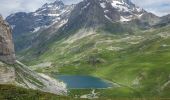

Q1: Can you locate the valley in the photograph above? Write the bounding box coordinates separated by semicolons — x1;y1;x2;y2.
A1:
18;25;170;98
1;0;170;99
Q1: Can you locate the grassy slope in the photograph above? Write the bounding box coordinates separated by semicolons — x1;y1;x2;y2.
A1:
19;25;170;98
0;84;72;100
0;85;163;100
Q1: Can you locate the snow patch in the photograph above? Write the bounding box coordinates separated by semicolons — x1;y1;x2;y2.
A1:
104;10;109;13
33;27;41;33
104;15;112;22
48;14;60;17
120;16;131;22
111;1;129;12
82;2;90;10
100;2;106;8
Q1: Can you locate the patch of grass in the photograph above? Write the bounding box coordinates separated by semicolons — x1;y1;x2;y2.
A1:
0;84;71;100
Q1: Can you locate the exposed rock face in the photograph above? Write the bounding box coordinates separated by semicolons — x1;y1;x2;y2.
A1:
59;0;158;34
0;15;15;64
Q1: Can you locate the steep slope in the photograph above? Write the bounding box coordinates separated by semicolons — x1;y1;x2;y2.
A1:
6;0;74;51
154;14;170;27
0;15;67;95
60;0;159;33
6;0;72;36
0;15;15;64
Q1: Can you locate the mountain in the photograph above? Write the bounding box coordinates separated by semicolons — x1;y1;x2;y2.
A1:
0;15;67;95
6;0;73;36
154;14;170;27
60;0;160;33
162;14;170;22
5;0;170;98
18;0;161;57
64;0;144;28
6;0;161;55
6;0;74;51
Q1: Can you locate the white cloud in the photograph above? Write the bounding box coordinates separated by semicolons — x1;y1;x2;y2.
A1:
132;0;170;16
0;0;82;18
0;0;51;18
62;0;82;4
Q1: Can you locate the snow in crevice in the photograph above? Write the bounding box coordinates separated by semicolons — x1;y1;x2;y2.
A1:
120;16;131;22
136;7;143;12
104;15;113;22
100;2;106;8
104;10;109;13
33;27;41;33
47;14;60;17
111;0;129;12
137;13;143;18
81;2;90;10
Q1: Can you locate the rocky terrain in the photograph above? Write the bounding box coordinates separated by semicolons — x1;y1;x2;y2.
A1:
6;0;74;51
0;15;67;95
0;15;15;64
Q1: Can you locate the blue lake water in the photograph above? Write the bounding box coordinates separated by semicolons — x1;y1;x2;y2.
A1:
54;75;113;89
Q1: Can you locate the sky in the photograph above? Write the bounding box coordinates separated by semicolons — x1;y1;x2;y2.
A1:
0;0;170;18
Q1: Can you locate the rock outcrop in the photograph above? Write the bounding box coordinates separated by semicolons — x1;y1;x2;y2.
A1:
0;15;15;64
0;15;67;95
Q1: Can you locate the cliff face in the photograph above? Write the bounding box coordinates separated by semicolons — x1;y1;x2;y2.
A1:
0;15;67;95
0;15;15;64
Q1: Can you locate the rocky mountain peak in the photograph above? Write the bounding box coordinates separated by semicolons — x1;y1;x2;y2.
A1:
53;0;64;6
6;0;74;51
36;0;65;15
60;0;146;32
0;15;15;64
41;0;64;9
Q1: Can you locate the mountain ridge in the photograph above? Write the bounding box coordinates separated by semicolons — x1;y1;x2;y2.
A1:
6;0;74;51
6;0;160;54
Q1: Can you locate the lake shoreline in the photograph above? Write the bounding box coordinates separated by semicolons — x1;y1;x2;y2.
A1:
51;74;115;89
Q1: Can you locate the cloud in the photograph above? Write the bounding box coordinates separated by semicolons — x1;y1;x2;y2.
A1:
62;0;82;4
0;0;170;18
131;0;170;16
0;0;83;18
0;0;51;18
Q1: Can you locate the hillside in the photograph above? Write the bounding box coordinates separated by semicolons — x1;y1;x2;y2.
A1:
5;0;170;98
0;84;70;100
19;23;170;97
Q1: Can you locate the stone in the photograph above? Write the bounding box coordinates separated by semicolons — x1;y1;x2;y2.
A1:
0;15;15;64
